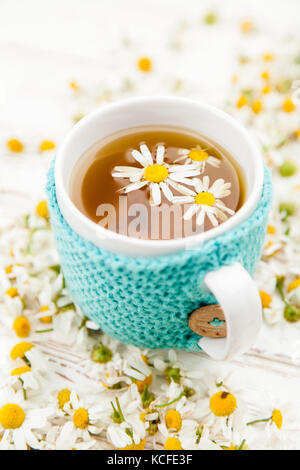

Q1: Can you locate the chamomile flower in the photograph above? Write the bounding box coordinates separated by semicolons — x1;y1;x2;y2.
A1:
0;388;52;450
61;392;104;441
175;145;221;174
112;144;200;206
245;394;300;449
9;365;42;393
174;176;234;227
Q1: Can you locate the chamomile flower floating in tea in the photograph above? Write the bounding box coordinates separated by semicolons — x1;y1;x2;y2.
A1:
112;144;200;206
175;145;221;174
173;176;234;227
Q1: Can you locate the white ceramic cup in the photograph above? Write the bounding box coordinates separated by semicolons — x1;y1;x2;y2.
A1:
55;96;264;360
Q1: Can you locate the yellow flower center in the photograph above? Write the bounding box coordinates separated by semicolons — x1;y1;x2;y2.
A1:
225;443;237;450
261;70;270;81
263;53;275;62
137;57;152;72
121;438;146;450
40;315;53;324
70;81;80;91
0;404;25;429
5;287;18;298
141;354;149;365
73;408;89;429
188;149;209;162
36;200;48;219
39;306;53;324
262;85;271;95
13;316;31;338
252;100;263;114
240;20;253;34
40;140;56;152
210;391;237;417
283;98;295;113
288;279;300;292
271;409;283;429
5;265;13;274
11;366;31;376
267;225;276;234
164;437;182;450
259;291;272;309
7;139;23;153
195;192;216;206
57;389;71;410
10;342;35;360
144;164;168;183
135;374;152;393
165;409;182;431
237;95;248;108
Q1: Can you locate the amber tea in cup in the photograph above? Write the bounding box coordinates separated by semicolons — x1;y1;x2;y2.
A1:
70;125;244;240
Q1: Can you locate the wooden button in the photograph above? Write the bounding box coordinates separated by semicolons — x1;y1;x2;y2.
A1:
189;304;226;338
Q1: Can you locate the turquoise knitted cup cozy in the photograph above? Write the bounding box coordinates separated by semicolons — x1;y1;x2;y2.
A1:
46;163;272;352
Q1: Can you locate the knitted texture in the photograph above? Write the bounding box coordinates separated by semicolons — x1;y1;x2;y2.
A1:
46;162;272;352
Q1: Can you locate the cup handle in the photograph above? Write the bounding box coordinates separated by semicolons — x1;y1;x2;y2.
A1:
197;262;262;361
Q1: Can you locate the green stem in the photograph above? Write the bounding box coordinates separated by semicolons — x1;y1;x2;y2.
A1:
246;416;271;426
155;392;184;408
238;439;246;450
19;378;27;400
35;328;54;333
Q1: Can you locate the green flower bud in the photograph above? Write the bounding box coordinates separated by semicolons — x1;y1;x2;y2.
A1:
279;161;297;177
91;343;112;363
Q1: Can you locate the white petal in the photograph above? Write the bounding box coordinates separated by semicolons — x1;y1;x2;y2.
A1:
140;144;153;165
156;145;165;164
169;174;197;186
202;175;210;192
123;181;148;193
193;178;203;193
215;201;235;215
209;178;225;193
12;428;27;450
168;164;198;173
207;211;219;226
173;155;188;163
112;166;142;175
150;183;161;206
215;189;231;198
160;182;174;202
129;170;144;182
131;150;149;167
196;208;206;226
177;148;190;156
214;208;228;222
183;204;199;220
173;196;195;204
167;179;196;196
207;156;221;167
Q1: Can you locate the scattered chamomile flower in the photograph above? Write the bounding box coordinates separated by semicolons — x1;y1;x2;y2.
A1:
60;392;104;441
0;388;52;450
246;394;300;449
36;201;49;219
6;138;24;153
137;57;152;72
39;140;56;152
240;19;253;34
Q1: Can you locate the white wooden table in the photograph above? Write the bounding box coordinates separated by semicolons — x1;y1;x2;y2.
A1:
1;0;300;448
